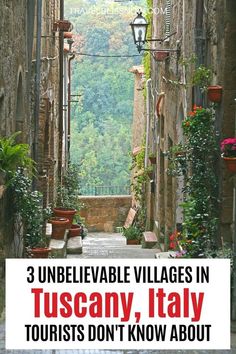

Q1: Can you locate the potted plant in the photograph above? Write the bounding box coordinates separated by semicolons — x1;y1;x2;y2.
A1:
192;65;212;92
64;32;73;39
0;132;35;183
54;164;82;228
123;225;142;245
55;20;72;32
10;170;51;258
191;65;222;102
220;138;236;173
69;224;83;238
149;153;157;164
49;217;70;240
207;85;223;103
154;51;169;62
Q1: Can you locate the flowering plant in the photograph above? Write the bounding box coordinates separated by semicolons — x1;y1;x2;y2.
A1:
169;230;181;250
220;138;236;158
182;105;212;131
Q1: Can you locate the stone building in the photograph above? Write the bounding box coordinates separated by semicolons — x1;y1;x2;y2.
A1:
129;65;145;152
0;0;73;316
141;0;236;244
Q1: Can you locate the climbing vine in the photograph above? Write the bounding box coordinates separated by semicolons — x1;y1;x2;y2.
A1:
180;106;219;257
131;145;148;231
143;0;153;93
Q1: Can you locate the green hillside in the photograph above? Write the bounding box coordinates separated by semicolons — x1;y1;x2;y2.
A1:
65;0;145;193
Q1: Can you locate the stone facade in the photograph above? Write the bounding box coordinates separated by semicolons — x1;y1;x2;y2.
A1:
79;196;132;232
129;65;146;151
0;0;72;317
141;0;236;244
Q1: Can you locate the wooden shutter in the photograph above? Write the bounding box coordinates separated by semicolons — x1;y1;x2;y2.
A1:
165;0;171;38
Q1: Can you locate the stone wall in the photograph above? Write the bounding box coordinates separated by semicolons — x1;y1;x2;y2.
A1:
79;196;132;232
129;66;146;150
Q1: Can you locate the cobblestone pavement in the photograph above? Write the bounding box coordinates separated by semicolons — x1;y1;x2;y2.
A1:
1;233;235;353
67;232;159;259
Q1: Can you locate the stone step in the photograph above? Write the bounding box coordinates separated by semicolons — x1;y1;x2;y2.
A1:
142;231;158;249
155;251;176;259
67;236;83;255
49;239;67;258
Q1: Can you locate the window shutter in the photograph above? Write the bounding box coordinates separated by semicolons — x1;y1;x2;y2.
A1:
165;0;171;38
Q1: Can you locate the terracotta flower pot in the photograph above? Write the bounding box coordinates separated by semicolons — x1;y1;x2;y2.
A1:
127;239;140;245
149;156;157;164
57;20;72;32
53;208;77;228
49;217;70;240
69;224;82;238
64;32;73;39
154;51;169;62
223;156;236;173
30;248;51;258
207;86;223;103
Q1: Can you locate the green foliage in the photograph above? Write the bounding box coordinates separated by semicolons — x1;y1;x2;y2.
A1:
0;132;35;181
10;170;49;249
180;106;219;257
192;65;212;92
131;144;148;231
131;145;146;203
166;143;187;176
123;225;142;241
65;0;143;190
57;163;83;210
71;119;132;188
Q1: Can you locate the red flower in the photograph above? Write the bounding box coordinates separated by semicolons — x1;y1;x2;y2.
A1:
169;241;176;249
184;121;190;127
193;104;202;111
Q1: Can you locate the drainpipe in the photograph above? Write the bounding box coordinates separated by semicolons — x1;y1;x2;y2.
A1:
145;79;152;168
33;0;42;187
58;0;64;182
68;53;75;160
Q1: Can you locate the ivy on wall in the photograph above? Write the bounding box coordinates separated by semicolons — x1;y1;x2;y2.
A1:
180;106;219;257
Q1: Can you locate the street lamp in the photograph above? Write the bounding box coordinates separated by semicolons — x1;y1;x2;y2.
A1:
130;10;180;58
130;10;149;53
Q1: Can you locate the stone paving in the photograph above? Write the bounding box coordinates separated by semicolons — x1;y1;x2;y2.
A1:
0;232;235;353
67;232;159;259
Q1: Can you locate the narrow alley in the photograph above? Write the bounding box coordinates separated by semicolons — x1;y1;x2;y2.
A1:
0;0;236;352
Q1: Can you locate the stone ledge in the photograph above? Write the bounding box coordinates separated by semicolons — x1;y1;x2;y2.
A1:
142;231;158;249
155;251;175;259
49;239;67;258
79;195;131;200
67;236;83;255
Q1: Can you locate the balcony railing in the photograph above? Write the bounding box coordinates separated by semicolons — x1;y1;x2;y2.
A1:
80;185;131;196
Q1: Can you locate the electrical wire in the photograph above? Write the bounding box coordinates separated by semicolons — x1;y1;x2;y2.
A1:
74;51;142;58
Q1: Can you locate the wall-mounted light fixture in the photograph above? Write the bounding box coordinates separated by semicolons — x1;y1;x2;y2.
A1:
67;37;74;52
130;10;180;59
